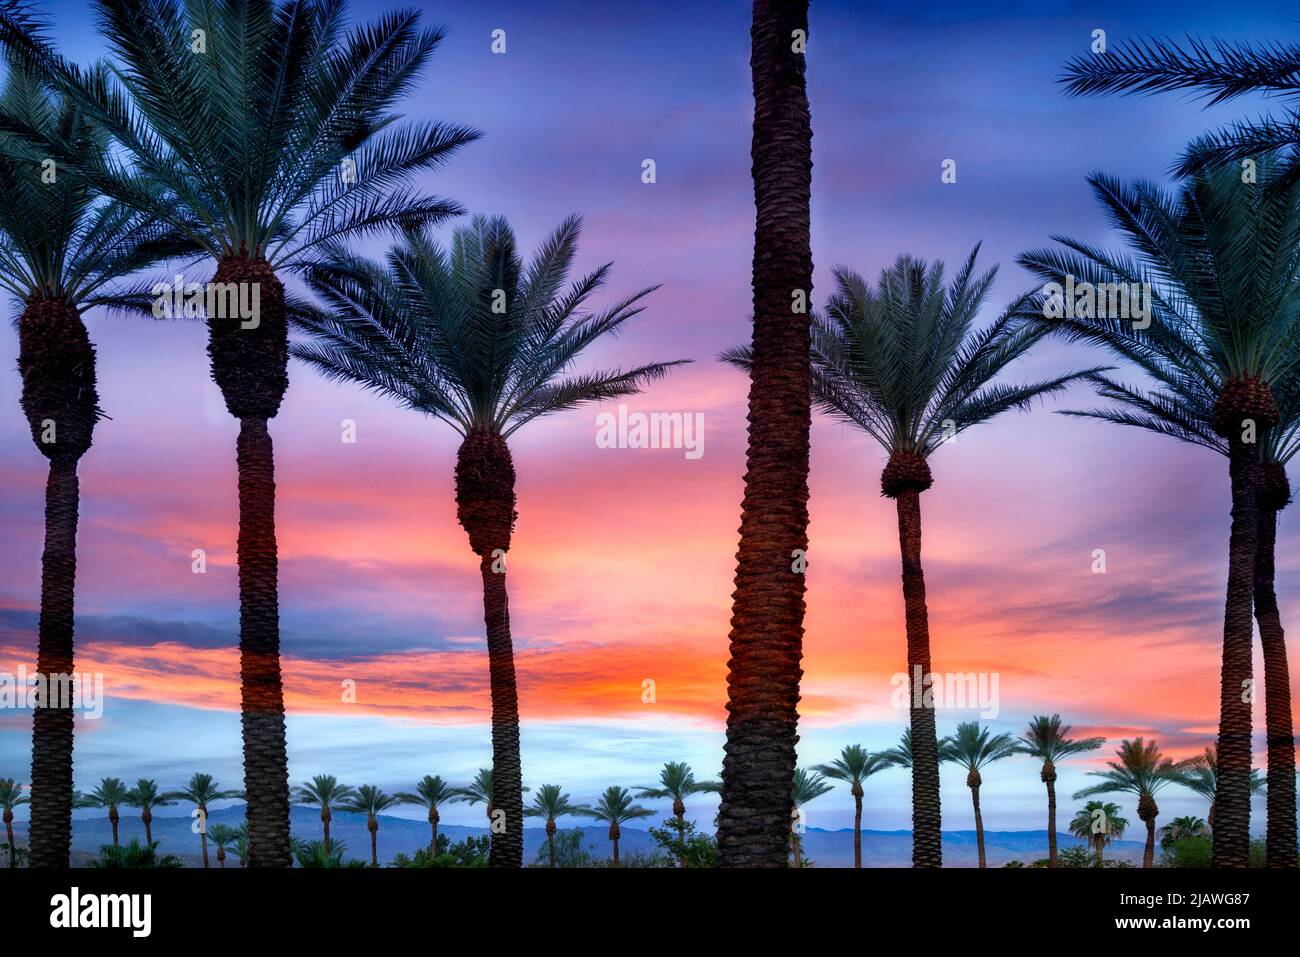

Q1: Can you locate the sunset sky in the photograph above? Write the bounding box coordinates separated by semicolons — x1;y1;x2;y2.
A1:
2;0;1296;834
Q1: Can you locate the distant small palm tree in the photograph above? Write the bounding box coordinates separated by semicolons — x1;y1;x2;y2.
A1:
941;723;1020;868
1018;715;1104;867
397;775;458;855
293;839;368;869
578;786;654;866
292;775;355;851
1073;739;1193;868
634;762;720;853
206;823;240;869
124;779;175;846
341;785;399;868
524;785;589;868
1160;816;1211;850
1069;801;1128;864
811;745;891;868
0;778;28;867
228;822;250;869
1176;746;1266;831
789;768;833;868
89;838;182;869
164;773;241;869
77;777;130;847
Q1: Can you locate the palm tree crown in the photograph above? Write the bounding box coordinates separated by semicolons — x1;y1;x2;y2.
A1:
812;745;891;793
341;785;398;818
580;786;654;828
396;775;458;812
293;774;355;811
525;784;587;823
634;762;720;812
1019;715;1105;766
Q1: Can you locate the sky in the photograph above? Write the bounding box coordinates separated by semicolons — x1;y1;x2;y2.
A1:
1;0;1297;836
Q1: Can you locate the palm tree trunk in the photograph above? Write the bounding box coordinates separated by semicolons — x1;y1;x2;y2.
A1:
217;848;225;868
970;784;986;868
369;820;378;867
109;810;119;846
27;457;81;869
5;813;16;867
480;555;524;868
1143;819;1156;868
1044;762;1058;867
895;488;942;867
429;812;438;856
1213;437;1260;868
716;0;814;869
200;829;210;869
547;822;556;868
791;830;802;868
323;812;331;852
143;811;153;845
1094;834;1103;864
611;824;621;867
853;793;863;868
1255;504;1298;867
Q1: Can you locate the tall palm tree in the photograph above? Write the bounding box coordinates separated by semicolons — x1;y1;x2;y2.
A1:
341;785;398;868
290;216;679;867
165;773;240;869
1018;158;1300;867
1160;815;1211;849
396;775;458;855
1073;738;1193;868
1177;746;1266;831
0;46;190;868
634;762;720;854
715;0;815;870
124;779;174;845
1059;34;1300;183
941;723;1020;868
789;768;832;868
292;775;354;852
727;251;1093;867
524;785;588;868
0;778;28;867
77;777;131;847
1018;715;1105;867
579;786;653;867
811;745;891;868
206;822;239;869
0;0;478;868
1069;801;1128;864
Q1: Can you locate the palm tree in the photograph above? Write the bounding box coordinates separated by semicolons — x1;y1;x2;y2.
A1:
454;768;496;824
811;745;891;868
1059;34;1300;183
89;838;182;869
0;778;28;867
293;838;367;868
290;216;679;867
880;728;916;769
727;251;1093;867
228;822;250;869
1160;816;1211;849
578;786;653;867
206;822;239;868
715;0;815;871
77;777;130;847
1074;739;1193;868
524;785;588;868
941;723;1020;868
1018;715;1105;867
0;46;191;868
124;779;175;845
789;768;833;868
634;762;720;857
342;785;399;868
1069;801;1128;864
396;775;457;855
292;775;354;852
1177;746;1266;831
1018;158;1300;867
165;773;240;869
0;0;479;868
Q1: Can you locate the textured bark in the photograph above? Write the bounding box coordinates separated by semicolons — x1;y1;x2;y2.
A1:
456;431;524;868
108;808;119;846
4;809;15;867
142;808;153;845
428;809;439;855
895;488;942;867
1139;793;1158;869
852;784;863;868
20;297;97;870
236;418;291;867
1255;503;1298;867
1212;435;1260;867
208;256;292;867
368;816;379;868
546;818;556;867
322;807;331;850
1042;760;1058;867
217;847;226;868
968;770;986;868
199;806;210;869
717;0;814;869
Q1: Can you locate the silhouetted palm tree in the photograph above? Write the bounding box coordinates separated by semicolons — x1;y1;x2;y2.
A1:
341;785;398;868
292;775;354;852
397;775;458;855
579;786;653;867
1074;739;1193;868
1177;746;1266;831
1019;158;1300;866
1018;715;1104;867
0;0;479;868
0;778;28;867
812;745;890;868
942;723;1020;868
124;779;175;845
165;773;240;869
727;250;1092;867
524;785;589;868
634;762;720;862
77;777;130;847
715;0;815;870
206;822;239;868
291;216;680;866
789;768;832;868
1069;801;1128;864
